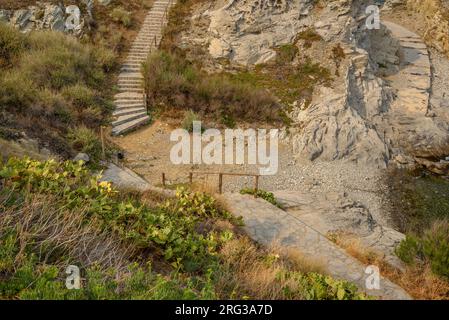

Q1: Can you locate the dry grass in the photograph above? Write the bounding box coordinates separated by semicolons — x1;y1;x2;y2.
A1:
214;236;326;299
0;192;134;271
333;234;449;300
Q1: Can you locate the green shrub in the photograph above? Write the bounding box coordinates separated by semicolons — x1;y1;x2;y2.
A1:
0;23;27;67
422;221;449;278
396;220;449;279
0;71;37;112
296;28;323;48
0;29;116;158
395;235;421;265
110;7;132;28
143;50;281;123
67;126;102;161
181;110;201;132
276;44;299;64
240;188;282;208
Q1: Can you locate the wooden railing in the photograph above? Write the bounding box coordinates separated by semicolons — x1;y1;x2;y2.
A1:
161;171;261;195
99;126;125;164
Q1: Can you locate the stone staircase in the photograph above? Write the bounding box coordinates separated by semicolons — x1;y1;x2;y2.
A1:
112;0;175;136
381;21;436;153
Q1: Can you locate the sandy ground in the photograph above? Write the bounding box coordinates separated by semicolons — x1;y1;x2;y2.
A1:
111;120;392;227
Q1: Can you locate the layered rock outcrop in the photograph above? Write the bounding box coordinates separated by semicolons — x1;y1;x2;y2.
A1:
0;1;101;36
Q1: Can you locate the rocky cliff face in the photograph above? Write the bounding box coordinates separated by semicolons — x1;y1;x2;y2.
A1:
179;0;449;173
0;1;100;36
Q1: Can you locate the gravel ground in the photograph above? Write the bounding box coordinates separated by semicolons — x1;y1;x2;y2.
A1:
113;123;392;227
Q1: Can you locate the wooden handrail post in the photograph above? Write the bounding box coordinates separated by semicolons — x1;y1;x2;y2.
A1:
100;126;106;160
162;173;166;188
218;173;223;194
254;175;259;197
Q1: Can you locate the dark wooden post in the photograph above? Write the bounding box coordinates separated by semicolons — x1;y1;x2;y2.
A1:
189;172;193;185
162;173;166;188
218;173;223;194
254;175;259;197
100;126;106;160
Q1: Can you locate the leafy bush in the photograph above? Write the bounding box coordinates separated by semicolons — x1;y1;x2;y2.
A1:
0;22;27;67
396;220;449;278
0;25;117;159
0;71;37;112
110;7;132;28
240;188;282;208
181;110;201;132
422;221;449;278
296;28;323;48
395;235;421;265
0;157;366;300
143;50;282;123
275;44;299;64
67;126;102;161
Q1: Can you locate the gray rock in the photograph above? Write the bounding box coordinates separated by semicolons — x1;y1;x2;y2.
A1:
43;4;65;32
97;0;113;6
10;9;32;30
73;153;90;163
0;9;11;23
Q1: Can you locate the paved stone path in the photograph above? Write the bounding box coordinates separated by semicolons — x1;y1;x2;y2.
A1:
382;21;434;152
112;0;176;136
100;163;174;196
272;190;406;271
222;193;411;300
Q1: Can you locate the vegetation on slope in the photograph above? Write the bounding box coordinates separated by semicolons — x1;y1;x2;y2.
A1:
0;24;116;159
0;1;155;162
0;157;368;300
143;50;282;126
357;169;449;298
154;0;333;128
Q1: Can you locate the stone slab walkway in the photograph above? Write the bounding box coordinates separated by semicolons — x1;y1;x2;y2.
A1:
382;21;439;154
222;193;411;300
100;163;174;196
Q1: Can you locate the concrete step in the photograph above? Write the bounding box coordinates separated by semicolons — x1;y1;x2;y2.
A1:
121;67;142;73
114;95;144;102
113;107;147;117
112;112;148;127
114;92;144;100
118;72;143;80
112;115;151;136
128;50;150;54
117;80;143;86
114;103;146;110
118;83;143;88
121;64;142;70
118;88;144;94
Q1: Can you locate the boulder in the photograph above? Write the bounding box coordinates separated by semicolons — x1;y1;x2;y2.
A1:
43;4;65;32
10;9;32;30
73;153;90;163
0;9;11;23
